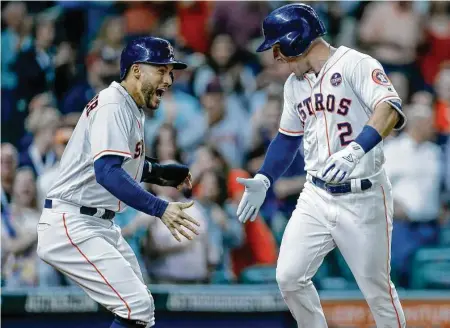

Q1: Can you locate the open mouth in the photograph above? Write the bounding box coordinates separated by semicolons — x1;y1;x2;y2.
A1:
155;88;166;100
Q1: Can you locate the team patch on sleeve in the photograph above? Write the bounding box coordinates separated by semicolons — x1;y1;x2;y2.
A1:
372;69;391;86
330;72;342;87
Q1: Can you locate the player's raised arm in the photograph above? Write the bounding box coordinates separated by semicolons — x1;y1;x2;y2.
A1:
236;76;303;223
320;57;406;183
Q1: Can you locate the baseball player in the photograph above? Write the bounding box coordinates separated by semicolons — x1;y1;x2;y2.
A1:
237;4;407;327
36;37;199;328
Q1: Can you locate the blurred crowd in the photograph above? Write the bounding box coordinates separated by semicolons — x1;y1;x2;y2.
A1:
1;1;450;290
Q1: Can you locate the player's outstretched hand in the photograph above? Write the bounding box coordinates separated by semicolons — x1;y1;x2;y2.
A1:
161;200;200;242
320;142;364;183
236;175;270;223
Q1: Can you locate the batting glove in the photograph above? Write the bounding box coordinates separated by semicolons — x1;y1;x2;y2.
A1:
320;142;365;183
236;174;270;223
142;156;190;188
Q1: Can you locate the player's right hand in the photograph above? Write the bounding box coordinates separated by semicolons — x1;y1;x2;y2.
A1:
161;201;200;242
236;174;270;223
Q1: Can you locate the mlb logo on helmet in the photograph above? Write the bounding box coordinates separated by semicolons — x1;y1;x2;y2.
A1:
372;69;391;86
330;72;342;87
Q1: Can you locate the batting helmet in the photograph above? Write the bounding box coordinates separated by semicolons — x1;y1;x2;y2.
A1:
120;36;187;80
256;3;326;57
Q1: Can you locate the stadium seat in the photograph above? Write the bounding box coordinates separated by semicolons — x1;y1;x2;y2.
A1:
315;257;331;281
239;264;277;284
410;247;450;289
319;276;359;290
270;212;289;246
334;249;356;283
210;270;233;284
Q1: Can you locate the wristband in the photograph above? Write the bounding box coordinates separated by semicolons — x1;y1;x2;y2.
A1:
353;125;382;154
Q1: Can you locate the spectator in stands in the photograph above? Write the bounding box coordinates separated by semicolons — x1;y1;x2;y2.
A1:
1;2;32;91
248;94;284;172
359;1;424;95
226;169;277;278
15;15;57;108
419;2;450;88
249;48;290;114
1;2;32;139
189;144;231;192
175;2;211;53
433;66;450;145
388;72;410;105
60;112;82;129
15;92;58;150
89;15;126;64
53;41;77;103
36;124;74;207
196;79;251;168
247;95;307;227
190;33;256;108
61;47;121;114
1;144;19;271
411;90;434;106
195;169;244;282
149;123;184;163
122;2;161;37
1;143;19;209
2;168;41;287
384;104;443;287
143;88;203;155
141;168;212;284
210;2;270;49
19;107;60;177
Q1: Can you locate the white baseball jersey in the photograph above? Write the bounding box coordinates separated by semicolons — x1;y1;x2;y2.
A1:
47;81;146;212
279;46;406;179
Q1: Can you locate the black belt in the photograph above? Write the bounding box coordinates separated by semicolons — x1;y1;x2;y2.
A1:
44;199;115;220
311;176;372;194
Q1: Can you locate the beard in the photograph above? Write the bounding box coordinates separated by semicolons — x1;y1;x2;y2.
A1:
141;81;158;113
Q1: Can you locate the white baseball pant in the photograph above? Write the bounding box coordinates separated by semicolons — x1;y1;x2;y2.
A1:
37;204;154;327
276;170;406;327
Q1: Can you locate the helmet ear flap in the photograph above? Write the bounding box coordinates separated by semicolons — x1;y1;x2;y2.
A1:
277;32;305;57
288;33;305;56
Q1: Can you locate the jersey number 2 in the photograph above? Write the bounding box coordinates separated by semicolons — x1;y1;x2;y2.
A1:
337;122;353;146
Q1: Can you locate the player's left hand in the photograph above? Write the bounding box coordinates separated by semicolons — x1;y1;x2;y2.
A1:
320;142;364;183
161;200;200;242
236;174;270;223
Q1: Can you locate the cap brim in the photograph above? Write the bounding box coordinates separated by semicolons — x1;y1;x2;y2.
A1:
256;38;276;52
171;61;188;70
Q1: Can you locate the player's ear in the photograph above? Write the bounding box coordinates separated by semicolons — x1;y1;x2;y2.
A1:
131;64;141;79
